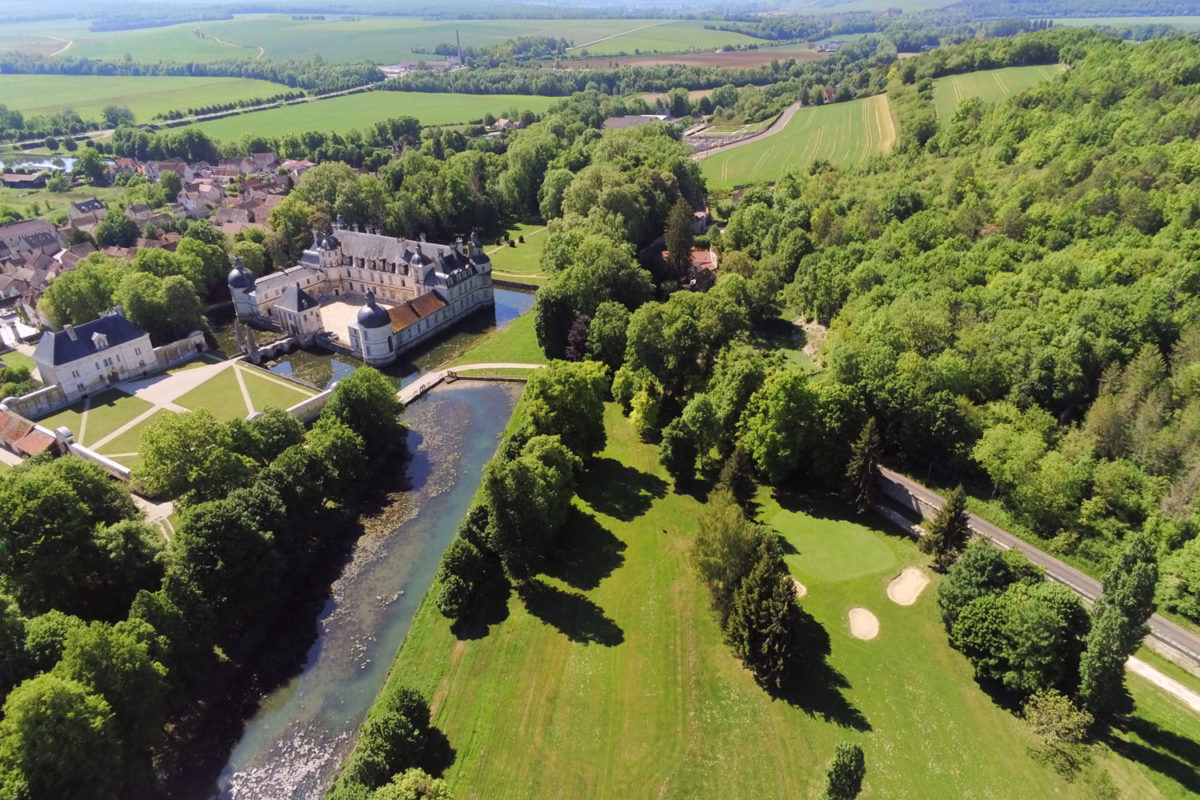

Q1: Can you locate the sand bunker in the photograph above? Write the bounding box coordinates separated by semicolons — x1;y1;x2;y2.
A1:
848;607;879;640
792;577;807;599
887;566;930;606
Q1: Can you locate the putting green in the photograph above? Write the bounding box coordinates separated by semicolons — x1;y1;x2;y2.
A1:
770;506;897;582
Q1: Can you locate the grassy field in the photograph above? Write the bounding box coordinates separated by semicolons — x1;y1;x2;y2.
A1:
485;223;549;286
183;91;559;144
1052;16;1200;30
446;312;546;368
701;94;897;188
0;184;126;223
933;64;1067;123
365;392;1199;798
0;15;765;64
0;75;290;123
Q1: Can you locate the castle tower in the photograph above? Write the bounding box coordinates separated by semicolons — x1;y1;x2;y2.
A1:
355;290;394;366
227;256;257;319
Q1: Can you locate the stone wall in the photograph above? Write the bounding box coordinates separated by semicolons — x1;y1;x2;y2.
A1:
285;382;336;424
153;330;208;369
0;384;69;419
67;442;133;483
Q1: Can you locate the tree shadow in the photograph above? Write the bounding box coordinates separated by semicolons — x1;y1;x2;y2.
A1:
1105;729;1200;795
450;572;512;642
767;607;871;731
577;457;667;522
421;725;457;778
543;507;626;591
517;579;624;647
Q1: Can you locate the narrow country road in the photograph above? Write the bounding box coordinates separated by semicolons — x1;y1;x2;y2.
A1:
880;466;1200;671
692;100;803;161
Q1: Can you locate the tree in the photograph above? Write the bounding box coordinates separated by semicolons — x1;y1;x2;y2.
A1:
919;485;971;572
340;687;431;790
937;541;1038;630
0;594;26;698
718;445;757;511
664;196;695;279
659;416;698;486
522;360;608;459
435;536;491;621
324;367;405;459
724;535;802;689
101;105;135;128
1023;689;1092;746
585;301;630;372
691;490;759;628
738;369;816;484
137;409;255;502
844;417;881;513
306;417;367;496
268;193;316;265
823;742;866;800
23;610;85;674
159;169;182;200
161;274;206;338
72;147;107;185
372;768;454;800
233;239;267;276
1079;533;1158;713
93;213;138;248
0;674;121;800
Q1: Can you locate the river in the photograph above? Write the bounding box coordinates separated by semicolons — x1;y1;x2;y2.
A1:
214;380;522;799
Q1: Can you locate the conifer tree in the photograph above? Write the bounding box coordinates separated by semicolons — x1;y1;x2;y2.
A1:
919;485;970;572
844;417;881;513
822;742;866;800
724;536;801;689
664;196;695;279
1079;533;1158;713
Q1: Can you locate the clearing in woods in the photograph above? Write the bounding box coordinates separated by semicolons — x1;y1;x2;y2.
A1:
932;64;1067;123
701;94;896;188
362;397;1199;799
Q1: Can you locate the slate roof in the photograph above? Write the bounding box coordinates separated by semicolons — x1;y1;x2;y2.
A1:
0;219;59;249
70;198;105;216
277;284;318;313
388;290;447;332
34;312;148;367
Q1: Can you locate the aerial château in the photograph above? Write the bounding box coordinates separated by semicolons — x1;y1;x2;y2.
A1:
228;218;493;365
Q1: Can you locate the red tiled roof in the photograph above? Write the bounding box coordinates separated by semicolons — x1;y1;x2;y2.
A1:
15;428;53;456
388;291;447;332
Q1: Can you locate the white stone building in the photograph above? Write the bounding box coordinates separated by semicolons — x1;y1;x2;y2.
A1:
33;309;154;401
228;220;493;366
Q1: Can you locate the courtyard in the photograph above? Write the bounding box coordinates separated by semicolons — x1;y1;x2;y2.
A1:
37;357;317;470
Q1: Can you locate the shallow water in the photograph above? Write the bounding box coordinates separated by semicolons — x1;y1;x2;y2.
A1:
214;381;521;799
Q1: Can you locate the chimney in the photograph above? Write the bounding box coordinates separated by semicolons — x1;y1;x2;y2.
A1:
64;324;77;341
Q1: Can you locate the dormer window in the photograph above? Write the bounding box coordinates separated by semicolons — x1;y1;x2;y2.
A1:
92;332;109;350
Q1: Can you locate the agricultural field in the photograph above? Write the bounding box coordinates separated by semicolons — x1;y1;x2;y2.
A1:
183;91;559;143
701;94;896;188
1052;16;1200;30
1;15;768;65
565;46;822;69
933;64;1067;123
0;75;290;123
372;402;1199;799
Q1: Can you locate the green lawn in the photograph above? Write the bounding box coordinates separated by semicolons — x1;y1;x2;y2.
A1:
364;398;1196;799
175;368;249;421
184;91;559;145
0;351;37;375
0;75;290;123
485;223;549;285
447;312;546;368
0;184;126;223
933;64;1067;124
36;388;150;446
239;366;315;412
94;408;167;467
701;94;897;188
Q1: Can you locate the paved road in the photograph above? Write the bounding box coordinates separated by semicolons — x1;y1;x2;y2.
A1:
691;100;803;161
880;467;1200;670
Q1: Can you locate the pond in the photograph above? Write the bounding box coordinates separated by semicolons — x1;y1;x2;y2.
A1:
214;380;522;799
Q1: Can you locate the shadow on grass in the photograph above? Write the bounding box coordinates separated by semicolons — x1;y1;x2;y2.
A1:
578;457;667;522
543;507;626;591
774;488;910;541
450;572;512;641
1104;714;1200;794
421;725;457;778
768;606;872;731
518;579;624;646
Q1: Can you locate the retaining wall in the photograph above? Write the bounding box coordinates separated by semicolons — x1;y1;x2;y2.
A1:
1;384;69;418
285;383;336;423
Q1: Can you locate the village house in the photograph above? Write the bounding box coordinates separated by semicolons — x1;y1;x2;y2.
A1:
1;173;46;189
33;309;155;402
280;159;315;179
67;197;107;232
113;157;141;176
0;220;63;259
145;158;191;182
125;204;153;225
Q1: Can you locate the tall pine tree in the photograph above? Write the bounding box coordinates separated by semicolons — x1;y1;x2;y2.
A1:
919;485;970;572
664;196;695;280
724;536;802;690
1079;533;1158;713
844;417;881;513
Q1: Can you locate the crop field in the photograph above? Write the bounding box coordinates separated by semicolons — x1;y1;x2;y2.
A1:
1052;16;1200;30
933;64;1067;123
370;398;1199;799
1;15;766;65
0;75;290;123
565;46;822;69
701;94;896;188
183;91;559;143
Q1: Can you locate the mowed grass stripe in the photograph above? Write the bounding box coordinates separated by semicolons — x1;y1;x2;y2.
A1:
932;64;1067;124
183;91;560;143
701;95;895;188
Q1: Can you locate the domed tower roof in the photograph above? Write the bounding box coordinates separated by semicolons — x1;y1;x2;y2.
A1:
227;257;254;290
357;290;390;329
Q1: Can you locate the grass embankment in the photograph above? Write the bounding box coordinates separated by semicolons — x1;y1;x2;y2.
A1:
701;94;897;188
0;75;290;122
446;312;546;368
365;395;1198;798
185;91;559;143
932;64;1067;123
